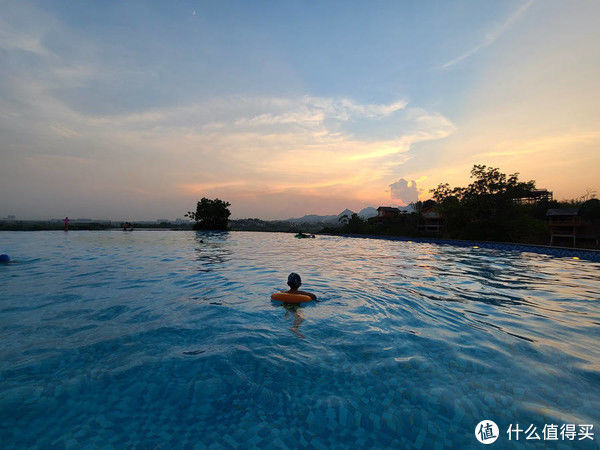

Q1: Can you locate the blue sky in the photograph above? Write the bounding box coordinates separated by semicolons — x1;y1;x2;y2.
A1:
1;0;599;219
35;1;506;108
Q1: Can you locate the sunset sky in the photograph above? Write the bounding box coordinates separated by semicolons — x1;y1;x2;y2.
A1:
1;0;599;220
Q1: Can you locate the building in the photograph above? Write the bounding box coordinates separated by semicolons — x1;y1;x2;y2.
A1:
376;207;400;219
419;208;443;234
515;189;553;204
546;208;599;247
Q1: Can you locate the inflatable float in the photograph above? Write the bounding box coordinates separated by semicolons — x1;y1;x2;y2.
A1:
271;292;313;303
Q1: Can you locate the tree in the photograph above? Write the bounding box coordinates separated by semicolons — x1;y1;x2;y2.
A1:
346;213;366;233
337;213;366;233
430;165;540;241
580;188;597;202
432;165;536;202
580;198;600;221
338;214;350;225
185;198;231;230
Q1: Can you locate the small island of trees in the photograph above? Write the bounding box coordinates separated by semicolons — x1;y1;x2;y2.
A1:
185;197;231;230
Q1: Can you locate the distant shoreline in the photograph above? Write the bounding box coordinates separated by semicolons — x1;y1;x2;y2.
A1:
0;221;192;231
0;218;326;233
2;225;598;261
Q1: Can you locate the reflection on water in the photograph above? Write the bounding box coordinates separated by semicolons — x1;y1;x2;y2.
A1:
283;304;305;339
193;231;232;269
0;230;598;449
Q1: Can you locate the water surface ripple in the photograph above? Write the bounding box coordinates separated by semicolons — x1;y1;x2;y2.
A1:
0;231;598;449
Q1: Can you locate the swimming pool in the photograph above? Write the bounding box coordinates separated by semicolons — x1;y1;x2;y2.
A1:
0;231;598;448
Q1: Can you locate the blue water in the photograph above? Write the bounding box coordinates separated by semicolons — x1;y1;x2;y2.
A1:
0;231;598;449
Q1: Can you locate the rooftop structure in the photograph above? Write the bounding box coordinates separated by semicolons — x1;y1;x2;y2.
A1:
515;189;553;204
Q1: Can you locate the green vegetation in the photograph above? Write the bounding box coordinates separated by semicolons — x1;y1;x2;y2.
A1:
0;221;192;231
322;212;420;237
580;198;600;221
328;165;599;247
229;218;325;233
185;198;231;230
430;165;545;242
0;221;113;231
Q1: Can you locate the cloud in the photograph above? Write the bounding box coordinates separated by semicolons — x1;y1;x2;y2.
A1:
0;1;455;219
0;12;53;57
389;179;420;205
441;0;534;69
0;81;452;217
0;47;454;214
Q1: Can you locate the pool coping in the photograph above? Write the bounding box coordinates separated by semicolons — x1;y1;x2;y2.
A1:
330;233;600;262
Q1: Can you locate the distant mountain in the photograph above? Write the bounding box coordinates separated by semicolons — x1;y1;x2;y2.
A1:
397;204;416;213
337;209;356;219
286;214;337;223
287;209;357;224
285;205;415;224
286;214;336;224
358;207;378;219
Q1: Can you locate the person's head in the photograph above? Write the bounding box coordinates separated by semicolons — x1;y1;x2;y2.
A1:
287;272;301;290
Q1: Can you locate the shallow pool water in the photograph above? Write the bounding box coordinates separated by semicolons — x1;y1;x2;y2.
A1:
0;231;598;449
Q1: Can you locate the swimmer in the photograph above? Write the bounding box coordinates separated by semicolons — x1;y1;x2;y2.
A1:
281;273;316;339
64;216;69;231
295;231;315;238
285;272;317;301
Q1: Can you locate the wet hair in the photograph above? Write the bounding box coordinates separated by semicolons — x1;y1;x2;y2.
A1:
287;272;302;290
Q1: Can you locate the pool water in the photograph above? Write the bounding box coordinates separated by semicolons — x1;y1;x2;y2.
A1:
0;231;598;449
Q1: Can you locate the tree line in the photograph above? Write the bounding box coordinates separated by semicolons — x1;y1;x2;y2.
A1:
185;165;599;246
329;165;599;245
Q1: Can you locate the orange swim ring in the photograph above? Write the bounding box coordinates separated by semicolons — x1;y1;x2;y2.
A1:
271;292;312;304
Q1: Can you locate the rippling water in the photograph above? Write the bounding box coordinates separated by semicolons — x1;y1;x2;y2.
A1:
0;231;598;449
